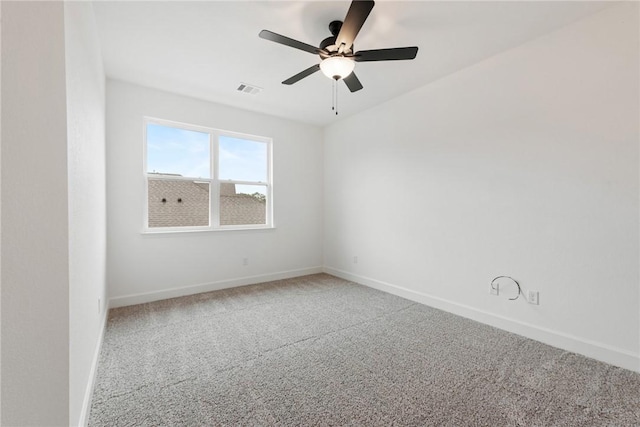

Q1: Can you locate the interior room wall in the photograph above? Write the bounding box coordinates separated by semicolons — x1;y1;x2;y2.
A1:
106;81;324;305
323;3;639;372
64;2;107;426
0;1;3;422
1;2;70;424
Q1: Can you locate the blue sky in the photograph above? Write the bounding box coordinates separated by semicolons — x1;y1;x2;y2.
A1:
147;124;267;195
218;135;267;182
147;124;210;178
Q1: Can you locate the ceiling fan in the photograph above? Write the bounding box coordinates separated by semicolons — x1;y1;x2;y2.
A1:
259;0;418;93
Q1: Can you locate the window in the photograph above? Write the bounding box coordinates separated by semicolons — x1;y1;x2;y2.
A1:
144;118;272;231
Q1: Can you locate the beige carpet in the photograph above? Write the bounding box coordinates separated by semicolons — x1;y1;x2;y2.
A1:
89;274;640;426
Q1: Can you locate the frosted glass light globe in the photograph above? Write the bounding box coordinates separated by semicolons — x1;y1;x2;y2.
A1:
320;56;355;80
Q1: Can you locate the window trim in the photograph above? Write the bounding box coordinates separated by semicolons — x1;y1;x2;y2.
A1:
142;117;273;233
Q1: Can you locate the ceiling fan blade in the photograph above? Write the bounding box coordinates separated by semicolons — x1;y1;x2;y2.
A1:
335;0;375;50
259;30;321;55
343;72;363;92
282;64;321;85
354;47;419;62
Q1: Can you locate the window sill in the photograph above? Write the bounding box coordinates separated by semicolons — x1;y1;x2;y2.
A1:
141;225;276;236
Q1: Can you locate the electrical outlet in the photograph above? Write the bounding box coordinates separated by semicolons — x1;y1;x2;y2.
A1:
353;256;358;264
243;258;249;266
490;283;499;296
527;290;539;305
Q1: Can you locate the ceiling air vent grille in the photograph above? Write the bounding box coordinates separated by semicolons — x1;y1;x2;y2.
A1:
237;83;262;95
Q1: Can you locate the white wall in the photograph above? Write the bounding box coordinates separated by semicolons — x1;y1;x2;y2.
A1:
107;81;323;305
1;3;107;424
0;1;3;422
64;2;107;426
1;2;70;424
324;3;639;372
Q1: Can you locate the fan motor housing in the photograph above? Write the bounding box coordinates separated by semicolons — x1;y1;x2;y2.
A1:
320;36;336;52
320;21;353;58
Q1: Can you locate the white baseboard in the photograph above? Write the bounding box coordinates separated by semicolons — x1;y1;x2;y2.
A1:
324;267;640;373
109;266;324;308
78;300;109;426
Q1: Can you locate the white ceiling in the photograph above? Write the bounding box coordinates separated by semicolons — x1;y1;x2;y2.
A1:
92;1;612;127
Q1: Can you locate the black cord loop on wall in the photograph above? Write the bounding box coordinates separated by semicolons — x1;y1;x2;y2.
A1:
490;275;522;301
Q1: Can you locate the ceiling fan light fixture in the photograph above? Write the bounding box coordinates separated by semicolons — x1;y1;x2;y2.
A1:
320;56;355;80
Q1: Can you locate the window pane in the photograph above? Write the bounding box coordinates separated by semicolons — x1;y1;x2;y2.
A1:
147;123;210;178
220;183;266;226
148;179;209;228
218;135;267;182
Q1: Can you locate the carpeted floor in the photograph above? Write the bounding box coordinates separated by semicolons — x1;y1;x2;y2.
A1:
89;274;640;426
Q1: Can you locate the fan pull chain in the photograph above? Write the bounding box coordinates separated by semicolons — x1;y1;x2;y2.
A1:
332;78;339;115
332;79;335;113
336;81;339;115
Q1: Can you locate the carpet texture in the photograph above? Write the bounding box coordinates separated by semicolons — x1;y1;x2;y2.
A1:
89;274;640;426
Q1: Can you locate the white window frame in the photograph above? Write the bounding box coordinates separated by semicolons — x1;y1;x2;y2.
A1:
143;117;273;233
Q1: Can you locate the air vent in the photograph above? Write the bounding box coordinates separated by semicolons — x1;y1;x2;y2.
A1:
237;83;262;95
